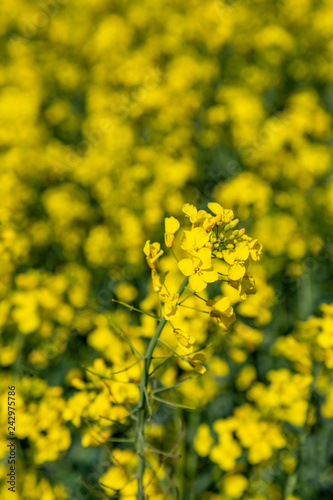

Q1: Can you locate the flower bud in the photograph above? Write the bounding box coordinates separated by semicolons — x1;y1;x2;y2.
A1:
229;219;239;229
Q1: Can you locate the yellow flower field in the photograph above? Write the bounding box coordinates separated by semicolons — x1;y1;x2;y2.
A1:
0;1;333;499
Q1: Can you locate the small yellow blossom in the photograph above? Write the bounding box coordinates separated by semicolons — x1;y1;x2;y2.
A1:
229;273;256;299
249;239;263;261
182;203;207;224
178;248;218;292
164;216;180;247
186;353;207;374
173;328;195;348
207;297;236;331
143;240;164;269
181;227;210;254
208;202;234;224
223;243;250;281
161;293;179;319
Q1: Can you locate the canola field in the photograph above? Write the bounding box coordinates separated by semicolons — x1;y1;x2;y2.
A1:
1;1;333;499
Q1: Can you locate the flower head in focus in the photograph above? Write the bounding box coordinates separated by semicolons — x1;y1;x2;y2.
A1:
178;248;218;292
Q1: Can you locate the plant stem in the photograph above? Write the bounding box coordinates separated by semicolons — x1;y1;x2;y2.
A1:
136;276;189;500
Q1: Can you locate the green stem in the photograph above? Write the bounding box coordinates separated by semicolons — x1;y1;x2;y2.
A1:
112;299;159;319
136;276;189;500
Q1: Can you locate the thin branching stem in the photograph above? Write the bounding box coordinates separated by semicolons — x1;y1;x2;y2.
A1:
136;276;188;500
178;304;210;314
112;299;159;320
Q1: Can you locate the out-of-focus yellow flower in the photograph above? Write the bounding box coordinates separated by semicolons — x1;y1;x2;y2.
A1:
223;474;248;498
173;328;195;348
207;296;236;331
186;353;207;374
210;434;242;471
194;423;213;457
249;239;263;261
236;365;257;391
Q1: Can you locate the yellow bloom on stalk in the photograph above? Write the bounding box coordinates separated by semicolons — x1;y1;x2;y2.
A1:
161;293;179;319
186;353;207;374
249;239;263;261
182;203;207;224
229;273;256;299
207;202;234;224
143;240;163;269
164;216;180;248
223;243;250;280
207;297;236;331
178;248;218;292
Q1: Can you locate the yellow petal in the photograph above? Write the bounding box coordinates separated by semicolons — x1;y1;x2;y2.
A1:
192;353;206;363
182;203;197;222
202;267;218;284
215;297;231;313
198;247;211;268
208;202;223;215
223;249;236;265
143;240;151;256
181;230;195;252
202;215;216;232
165;216;180;234
228;263;246;281
178;258;195;276
164;233;175;248
188;353;207;374
189;273;207;292
235;245;250;261
217;314;236;331
193;227;210;248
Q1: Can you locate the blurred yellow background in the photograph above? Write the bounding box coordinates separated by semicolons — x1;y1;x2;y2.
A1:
1;0;333;499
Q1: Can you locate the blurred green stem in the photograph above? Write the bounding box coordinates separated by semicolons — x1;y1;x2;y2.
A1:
136;276;189;500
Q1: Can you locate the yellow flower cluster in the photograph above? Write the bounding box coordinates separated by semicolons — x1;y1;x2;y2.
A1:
0;376;70;466
144;203;262;346
64;358;139;445
100;448;170;500
273;303;333;419
195;403;286;469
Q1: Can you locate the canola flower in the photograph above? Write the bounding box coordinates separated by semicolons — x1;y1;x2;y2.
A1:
133;202;261;499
